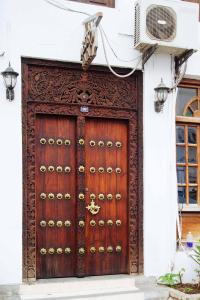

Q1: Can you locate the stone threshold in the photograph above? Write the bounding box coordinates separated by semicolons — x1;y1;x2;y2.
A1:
0;275;144;300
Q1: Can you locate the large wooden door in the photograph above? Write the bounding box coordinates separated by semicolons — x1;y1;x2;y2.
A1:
22;58;142;281
36;115;128;278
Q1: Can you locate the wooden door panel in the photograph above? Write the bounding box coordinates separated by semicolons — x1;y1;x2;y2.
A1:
36;115;76;278
84;118;128;275
36;115;129;278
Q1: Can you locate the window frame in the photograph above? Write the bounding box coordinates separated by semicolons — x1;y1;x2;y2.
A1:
177;79;200;123
176;123;199;206
68;0;115;8
176;79;200;211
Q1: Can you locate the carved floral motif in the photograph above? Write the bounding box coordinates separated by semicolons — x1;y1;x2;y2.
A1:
28;66;137;110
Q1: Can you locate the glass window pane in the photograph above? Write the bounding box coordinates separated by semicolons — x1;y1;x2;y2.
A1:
177;146;185;163
188;127;196;144
189;167;197;183
189;187;197;204
188;147;197;163
176;87;197;116
177;166;186;184
176;126;185;143
178;187;186;204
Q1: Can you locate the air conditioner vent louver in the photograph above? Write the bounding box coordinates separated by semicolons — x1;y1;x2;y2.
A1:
134;3;140;46
146;5;176;41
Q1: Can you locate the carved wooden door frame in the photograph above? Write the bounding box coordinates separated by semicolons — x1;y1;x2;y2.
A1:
22;57;143;280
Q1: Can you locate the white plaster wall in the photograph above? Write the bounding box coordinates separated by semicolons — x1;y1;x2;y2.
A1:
0;0;199;284
143;53;178;277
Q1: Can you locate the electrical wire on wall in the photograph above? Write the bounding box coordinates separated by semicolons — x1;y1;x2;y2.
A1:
98;25;142;78
170;61;187;92
44;0;90;16
43;0;142;78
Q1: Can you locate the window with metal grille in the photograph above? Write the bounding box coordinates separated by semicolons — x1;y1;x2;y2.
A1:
68;0;115;8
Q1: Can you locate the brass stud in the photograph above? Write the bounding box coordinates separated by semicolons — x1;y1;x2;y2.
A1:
48;248;55;254
107;167;113;174
98;167;104;173
56;248;63;254
40;220;46;227
107;246;113;253
98;194;105;201
89;140;96;147
98;141;104;147
56;221;63;227
56;139;63;146
79;138;85;145
116;141;122;148
107;219;113;226
65;247;71;254
90;247;96;254
115;193;122;200
48;138;55;145
40;165;46;172
48;193;55;200
56;166;63;173
48;220;55;227
116;245;122;253
64;220;71;227
56;193;63;200
40;248;47;255
78;165;85;173
78;193;85;200
48;165;55;172
116;167;122;174
90;193;96;200
107;194;113;201
99;220;105;226
64;166;71;173
64;139;71;146
99;246;105;253
40;193;47;200
64;193;71;200
90;167;96;173
79;220;85;228
116;220;122;226
90;220;96;227
40;138;46;145
107;141;113;147
79;248;85;255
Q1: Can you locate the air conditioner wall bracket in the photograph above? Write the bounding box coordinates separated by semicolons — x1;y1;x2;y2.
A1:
175;49;196;75
142;43;158;70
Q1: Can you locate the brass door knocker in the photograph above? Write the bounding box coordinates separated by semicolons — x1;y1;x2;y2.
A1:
86;200;100;215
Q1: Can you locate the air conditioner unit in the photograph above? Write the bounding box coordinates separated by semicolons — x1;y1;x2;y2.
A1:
134;0;199;55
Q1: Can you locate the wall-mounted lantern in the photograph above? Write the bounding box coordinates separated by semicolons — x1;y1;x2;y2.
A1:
154;78;170;112
1;62;19;101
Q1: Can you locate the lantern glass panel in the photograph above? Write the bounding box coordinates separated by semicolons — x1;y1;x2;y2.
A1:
4;74;12;88
11;74;17;88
